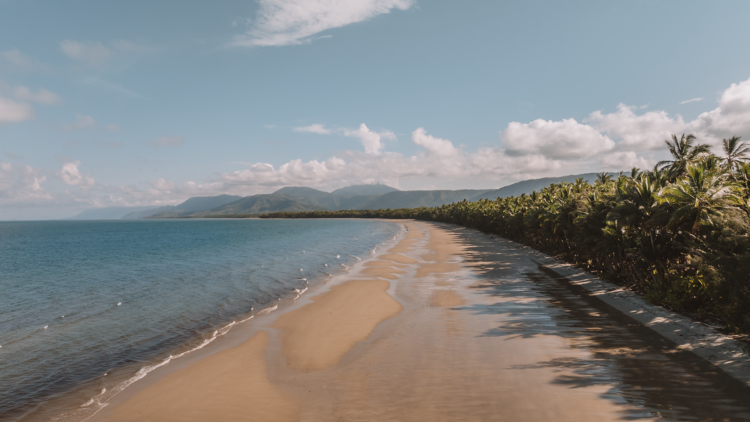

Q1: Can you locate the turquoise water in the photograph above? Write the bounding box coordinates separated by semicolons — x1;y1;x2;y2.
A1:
0;219;401;421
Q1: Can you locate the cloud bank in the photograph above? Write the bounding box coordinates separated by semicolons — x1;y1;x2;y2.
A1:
4;76;750;219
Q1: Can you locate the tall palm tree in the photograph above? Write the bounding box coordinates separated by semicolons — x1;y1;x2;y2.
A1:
663;165;742;234
657;134;711;180
722;136;749;172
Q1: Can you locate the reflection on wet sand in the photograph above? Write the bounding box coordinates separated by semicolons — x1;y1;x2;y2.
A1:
453;225;750;421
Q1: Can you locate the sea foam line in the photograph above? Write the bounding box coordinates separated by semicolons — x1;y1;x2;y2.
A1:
58;303;279;422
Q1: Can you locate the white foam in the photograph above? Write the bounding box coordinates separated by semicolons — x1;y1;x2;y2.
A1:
117;302;121;306
299;268;303;271
324;263;328;266
237;314;255;324
43;326;48;329
292;287;308;301
66;306;273;421
257;304;278;315
336;254;340;258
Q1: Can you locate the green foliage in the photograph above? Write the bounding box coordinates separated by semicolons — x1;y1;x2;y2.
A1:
261;134;750;333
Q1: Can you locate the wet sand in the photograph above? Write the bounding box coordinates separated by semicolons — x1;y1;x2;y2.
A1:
91;221;750;422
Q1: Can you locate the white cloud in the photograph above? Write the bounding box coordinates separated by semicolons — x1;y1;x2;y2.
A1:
294;123;331;134
689;77;750;143
148;136;185;147
60;114;97;132
345;123;391;154
0;161;50;203
583;76;750;151
56;160;95;186
212;77;750;194
0;95;33;123
150;178;176;191
411;127;459;157
600;151;651;170
586;104;685;151
14;86;61;104
233;0;414;47
60;40;113;67
680;97;703;105
501;118;615;159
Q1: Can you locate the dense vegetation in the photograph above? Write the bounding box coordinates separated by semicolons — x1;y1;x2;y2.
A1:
262;134;750;333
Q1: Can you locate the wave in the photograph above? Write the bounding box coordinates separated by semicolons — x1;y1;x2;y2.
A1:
292;287;308;301
50;301;281;422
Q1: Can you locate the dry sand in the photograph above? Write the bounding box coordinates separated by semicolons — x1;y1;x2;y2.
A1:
92;220;750;422
272;279;402;372
105;331;298;422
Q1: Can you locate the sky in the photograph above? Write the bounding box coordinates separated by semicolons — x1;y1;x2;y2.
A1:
1;0;750;220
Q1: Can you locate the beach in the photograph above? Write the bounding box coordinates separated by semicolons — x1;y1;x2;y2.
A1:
87;220;750;422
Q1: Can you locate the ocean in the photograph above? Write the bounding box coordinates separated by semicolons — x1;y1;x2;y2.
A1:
0;218;402;421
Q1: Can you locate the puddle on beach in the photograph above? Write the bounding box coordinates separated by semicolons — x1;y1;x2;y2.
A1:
453;229;750;421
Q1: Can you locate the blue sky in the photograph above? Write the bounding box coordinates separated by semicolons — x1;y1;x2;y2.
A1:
1;0;750;219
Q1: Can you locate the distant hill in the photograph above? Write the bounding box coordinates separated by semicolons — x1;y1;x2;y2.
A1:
105;175;625;219
471;173;602;201
122;206;175;220
123;194;242;219
67;206;156;220
359;189;492;210
273;187;340;210
331;184;400;197
151;194;325;217
176;194;243;212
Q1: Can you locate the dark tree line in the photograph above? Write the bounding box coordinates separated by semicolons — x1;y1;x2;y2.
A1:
262;134;750;333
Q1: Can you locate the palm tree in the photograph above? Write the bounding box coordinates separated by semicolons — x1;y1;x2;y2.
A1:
630;167;642;180
662;165;742;234
595;172;613;186
657;134;711;180
722;136;749;172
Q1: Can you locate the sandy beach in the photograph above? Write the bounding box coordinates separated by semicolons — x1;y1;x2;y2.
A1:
88;220;750;422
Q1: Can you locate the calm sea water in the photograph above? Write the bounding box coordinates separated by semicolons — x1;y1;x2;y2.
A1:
0;218;401;421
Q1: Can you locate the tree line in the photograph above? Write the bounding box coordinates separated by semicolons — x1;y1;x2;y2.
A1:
261;134;750;333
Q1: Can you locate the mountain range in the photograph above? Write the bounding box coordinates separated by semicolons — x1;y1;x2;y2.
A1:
67;174;604;220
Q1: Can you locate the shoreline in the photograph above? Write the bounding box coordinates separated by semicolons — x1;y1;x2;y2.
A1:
29;220;406;422
88;220;750;421
67;221;408;422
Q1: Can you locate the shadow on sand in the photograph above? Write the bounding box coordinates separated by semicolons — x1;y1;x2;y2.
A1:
440;224;750;421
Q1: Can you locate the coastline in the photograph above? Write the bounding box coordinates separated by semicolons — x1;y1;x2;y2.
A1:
82;220;750;421
31;219;405;422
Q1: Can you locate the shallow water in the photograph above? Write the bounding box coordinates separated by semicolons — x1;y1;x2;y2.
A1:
0;218;400;421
